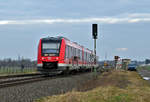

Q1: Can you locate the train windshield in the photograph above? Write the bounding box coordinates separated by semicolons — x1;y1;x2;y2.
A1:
42;42;60;56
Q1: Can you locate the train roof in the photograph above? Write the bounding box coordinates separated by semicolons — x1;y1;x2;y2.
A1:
42;36;93;53
42;36;71;41
42;36;62;41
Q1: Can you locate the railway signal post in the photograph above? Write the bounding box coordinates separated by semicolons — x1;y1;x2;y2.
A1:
114;56;120;69
92;24;98;78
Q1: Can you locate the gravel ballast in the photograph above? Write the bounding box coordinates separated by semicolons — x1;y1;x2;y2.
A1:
0;72;97;102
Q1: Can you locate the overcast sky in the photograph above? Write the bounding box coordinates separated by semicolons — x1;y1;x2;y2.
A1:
0;0;150;61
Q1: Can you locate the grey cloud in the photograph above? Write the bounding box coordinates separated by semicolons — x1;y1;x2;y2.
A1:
1;13;150;25
0;0;149;20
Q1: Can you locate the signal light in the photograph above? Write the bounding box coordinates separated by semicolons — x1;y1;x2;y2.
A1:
92;24;98;39
114;56;120;60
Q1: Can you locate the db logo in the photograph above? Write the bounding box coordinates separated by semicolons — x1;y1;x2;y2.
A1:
48;57;51;60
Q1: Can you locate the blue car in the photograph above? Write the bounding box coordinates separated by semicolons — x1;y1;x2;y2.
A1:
128;64;137;71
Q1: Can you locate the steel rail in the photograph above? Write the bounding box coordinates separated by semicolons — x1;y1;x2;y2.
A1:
0;69;102;89
0;75;46;88
0;73;42;79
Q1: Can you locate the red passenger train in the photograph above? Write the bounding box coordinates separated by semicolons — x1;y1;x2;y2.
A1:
37;36;98;74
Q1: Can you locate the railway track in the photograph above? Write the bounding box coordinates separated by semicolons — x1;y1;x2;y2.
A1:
0;74;47;88
0;73;71;89
0;73;42;79
0;71;75;89
0;69;103;89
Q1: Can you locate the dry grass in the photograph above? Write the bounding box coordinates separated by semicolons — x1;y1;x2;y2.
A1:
35;70;150;102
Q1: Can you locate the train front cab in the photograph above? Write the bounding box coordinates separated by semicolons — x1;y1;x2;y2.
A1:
37;38;66;74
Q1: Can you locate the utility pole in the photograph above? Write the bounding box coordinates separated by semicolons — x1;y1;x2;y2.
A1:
104;52;107;67
92;24;98;77
94;38;96;64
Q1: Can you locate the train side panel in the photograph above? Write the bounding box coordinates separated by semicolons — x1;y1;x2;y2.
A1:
37;37;98;74
37;39;42;68
58;39;67;68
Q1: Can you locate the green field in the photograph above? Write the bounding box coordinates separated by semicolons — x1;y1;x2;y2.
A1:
137;66;150;72
0;67;37;76
35;70;150;102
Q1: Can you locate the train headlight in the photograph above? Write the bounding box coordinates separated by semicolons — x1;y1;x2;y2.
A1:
56;57;58;60
44;54;48;56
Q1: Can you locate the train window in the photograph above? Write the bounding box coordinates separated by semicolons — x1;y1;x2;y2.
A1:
79;49;80;57
69;46;71;58
74;48;75;56
68;46;69;58
65;46;69;58
78;49;80;59
70;47;73;58
80;50;82;61
71;47;73;58
67;46;69;58
84;52;86;62
79;50;80;60
89;54;90;62
76;48;77;57
87;53;89;62
84;52;85;61
83;52;85;61
87;52;88;62
86;52;87;62
74;48;76;57
75;48;77;56
77;49;79;57
88;53;90;62
42;42;60;56
90;54;91;62
85;53;87;62
71;47;74;57
87;53;88;62
65;46;67;58
72;47;74;57
68;46;70;58
43;43;60;49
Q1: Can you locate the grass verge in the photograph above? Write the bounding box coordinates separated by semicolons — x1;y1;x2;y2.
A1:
35;70;150;102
